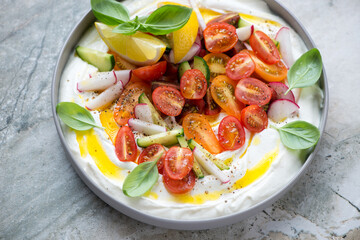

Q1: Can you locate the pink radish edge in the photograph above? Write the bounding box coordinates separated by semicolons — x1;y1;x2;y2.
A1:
267;99;300;122
236;25;254;41
268;82;295;102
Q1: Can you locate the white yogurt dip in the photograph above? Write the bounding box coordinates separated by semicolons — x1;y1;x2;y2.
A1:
58;0;323;220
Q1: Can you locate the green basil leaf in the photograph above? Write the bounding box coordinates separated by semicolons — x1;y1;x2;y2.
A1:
56;102;101;131
286;48;323;94
123;161;159;197
277;121;320;150
143;5;192;35
113;21;140;35
91;0;130;25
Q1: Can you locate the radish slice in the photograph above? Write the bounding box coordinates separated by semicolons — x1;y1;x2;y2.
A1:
268;82;295;102
244;42;253;51
134;103;153;123
77;70;131;92
86;80;124;110
193;147;230;183
128;118;167;135
236;25;254;41
275;27;294;68
267;99;300;122
189;0;206;31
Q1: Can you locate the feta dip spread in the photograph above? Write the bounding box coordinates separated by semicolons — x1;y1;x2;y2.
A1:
58;0;323;220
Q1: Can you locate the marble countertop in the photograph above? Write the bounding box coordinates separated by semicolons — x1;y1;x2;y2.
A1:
1;0;359;239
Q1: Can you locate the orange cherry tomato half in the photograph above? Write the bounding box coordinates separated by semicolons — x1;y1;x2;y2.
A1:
114;81;150;126
249;30;281;64
115;126;137;162
164;146;194;180
235;77;272;106
241;105;268;133
183;113;223;154
210;75;245;120
152;86;185;116
226;51;255;81
132;61;167;82
180;69;207;99
203;22;238;53
218;116;246;150
203;53;230;80
163;170;196;194
246;50;287;82
138;144;166;174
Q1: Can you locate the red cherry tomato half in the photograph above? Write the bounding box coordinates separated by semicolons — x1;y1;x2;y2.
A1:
204;88;221;115
180;69;207;99
235;77;272;106
164;146;194;180
241;105;268;133
138;144;166;174
163;170;196;194
249;31;281;64
226;51;255;81
132;61;167;82
152;86;185;116
203;22;238;53
115;126;137;162
218;116;246;150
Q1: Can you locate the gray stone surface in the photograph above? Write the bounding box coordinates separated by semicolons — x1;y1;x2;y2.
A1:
1;0;359;239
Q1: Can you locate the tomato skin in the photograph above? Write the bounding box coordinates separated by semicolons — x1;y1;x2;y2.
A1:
177;99;205;123
180;69;207;99
203;53;230;80
183;113;223;154
207;12;240;27
249;31;280;64
115;126;138;162
203;22;238;53
245;50;287;82
152;86;185;116
114;81;150;126
226;51;255;81
235;77;272;106
204;87;221;115
164;146;194;180
132;61;167;82
218;116;246;150
210;75;245;120
138;144;166;174
163;170;196;194
241;105;268;133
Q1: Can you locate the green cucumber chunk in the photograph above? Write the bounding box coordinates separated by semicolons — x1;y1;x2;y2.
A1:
188;139;229;170
138;93;169;129
178;61;191;79
193;56;210;85
137;128;184;147
177;136;204;179
75;46;114;72
238;17;253;28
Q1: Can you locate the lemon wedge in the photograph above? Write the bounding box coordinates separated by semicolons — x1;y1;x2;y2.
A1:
95;22;166;66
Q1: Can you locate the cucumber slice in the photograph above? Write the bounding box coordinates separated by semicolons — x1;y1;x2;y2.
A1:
177;61;191;79
76;46;114;72
193;56;210;85
188;139;229;170
238;17;253;28
177;136;204;178
137;128;184;147
138;93;168;129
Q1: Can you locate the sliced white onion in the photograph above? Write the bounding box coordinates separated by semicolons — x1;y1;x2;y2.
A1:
244;42;253;51
275;27;294;68
236;25;254;41
189;0;206;31
267;99;300;122
179;42;201;63
128;118;167;135
86;80;124;110
193;147;230;183
134;103;153;123
77;70;131;92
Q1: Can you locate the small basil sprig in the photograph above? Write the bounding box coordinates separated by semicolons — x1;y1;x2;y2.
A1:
285;48;323;95
56;102;102;130
91;0;192;35
272;121;320;149
123;159;162;197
